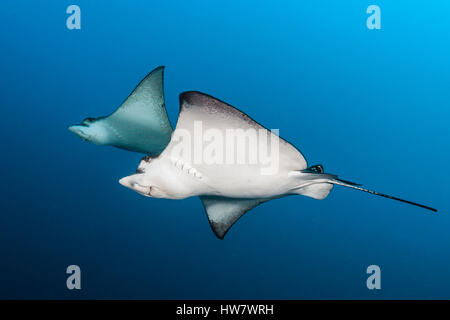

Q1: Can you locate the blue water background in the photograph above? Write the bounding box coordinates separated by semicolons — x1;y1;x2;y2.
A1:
0;0;449;299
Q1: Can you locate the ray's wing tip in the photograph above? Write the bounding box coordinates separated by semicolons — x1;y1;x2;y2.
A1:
178;91;229;111
146;65;165;78
179;90;202;100
213;229;226;240
179;91;204;108
204;216;227;240
153;65;165;71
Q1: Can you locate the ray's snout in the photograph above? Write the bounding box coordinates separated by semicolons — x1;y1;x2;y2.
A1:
68;125;89;140
119;174;151;196
119;175;134;189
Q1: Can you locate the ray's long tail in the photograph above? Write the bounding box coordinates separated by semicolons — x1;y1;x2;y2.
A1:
330;178;437;212
303;165;437;213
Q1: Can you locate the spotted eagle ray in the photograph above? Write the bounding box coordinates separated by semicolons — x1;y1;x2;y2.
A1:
68;66;172;155
119;91;437;239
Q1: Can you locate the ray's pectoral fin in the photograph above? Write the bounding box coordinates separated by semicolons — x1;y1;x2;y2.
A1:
200;196;269;239
68;66;173;155
101;66;173;154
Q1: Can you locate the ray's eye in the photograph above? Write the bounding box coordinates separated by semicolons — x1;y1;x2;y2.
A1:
141;155;152;163
307;164;324;174
82;117;95;124
136;168;145;174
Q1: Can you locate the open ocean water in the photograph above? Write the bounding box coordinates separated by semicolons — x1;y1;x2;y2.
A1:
0;0;448;299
